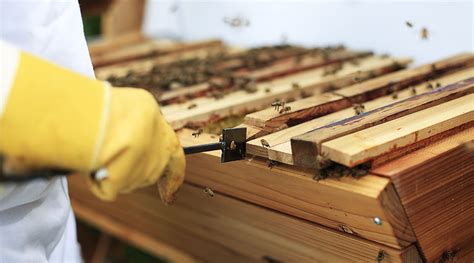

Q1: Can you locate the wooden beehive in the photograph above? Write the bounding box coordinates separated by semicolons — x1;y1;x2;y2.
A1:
71;38;474;263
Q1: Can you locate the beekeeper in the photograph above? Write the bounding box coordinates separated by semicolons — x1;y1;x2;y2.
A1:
0;1;185;261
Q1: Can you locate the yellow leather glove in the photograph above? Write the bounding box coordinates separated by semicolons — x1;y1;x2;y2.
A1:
0;41;185;203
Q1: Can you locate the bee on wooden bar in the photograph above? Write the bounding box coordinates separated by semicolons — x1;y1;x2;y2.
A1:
271;100;285;111
267;160;278;169
421;27;429;40
264;87;272;93
313;169;329;181
411;86;417;95
229;140;237;151
292;82;301;90
377;250;385;263
426;83;434;90
261;139;270;148
436;82;442;88
353;104;365;115
279;106;291;114
187;103;197;110
204;187;215;197
192;128;203;138
300;90;312;98
391;90;399;99
316;154;332;170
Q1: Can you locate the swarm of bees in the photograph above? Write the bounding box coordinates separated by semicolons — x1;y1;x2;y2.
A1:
192;128;203;138
353;103;366;115
204;187;215;197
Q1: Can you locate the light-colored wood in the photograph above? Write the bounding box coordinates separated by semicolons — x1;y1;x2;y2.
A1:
335;52;474;102
178;129;416;249
159;50;371;106
70;179;421;263
371;127;474;263
291;77;474;168
164;56;411;130
321;93;474;167
241;50;373;81
244;92;351;130
88;31;146;57
246;67;474;164
93;38;224;68
245;56;474;135
72;197;198;263
101;0;145;39
95;45;230;79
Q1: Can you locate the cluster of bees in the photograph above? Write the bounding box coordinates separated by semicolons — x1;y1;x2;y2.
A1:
271;100;291;114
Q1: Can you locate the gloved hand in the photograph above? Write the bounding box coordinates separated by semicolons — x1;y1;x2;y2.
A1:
0;41;185;203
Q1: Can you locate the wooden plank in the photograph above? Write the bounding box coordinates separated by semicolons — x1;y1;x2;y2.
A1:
101;0;145;40
158;50;372;106
70;179;422;263
246;67;474;164
335;52;474;102
321;94;474;167
371;127;474;262
291;77;474;168
71;198;198;263
163;56;411;130
95;45;231;80
88;31;146;57
243;54;474;140
178;129;416;249
93;38;224;68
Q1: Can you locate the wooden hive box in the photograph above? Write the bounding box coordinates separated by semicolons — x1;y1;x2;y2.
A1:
71;39;474;262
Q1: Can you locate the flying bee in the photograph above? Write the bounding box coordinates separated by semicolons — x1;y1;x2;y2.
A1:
187;103;197;110
353;104;365;115
192;128;203;138
377;250;385;263
261;139;270;148
279;106;291;114
203;187;215;197
421;27;429;40
271;100;285;111
405;21;413;28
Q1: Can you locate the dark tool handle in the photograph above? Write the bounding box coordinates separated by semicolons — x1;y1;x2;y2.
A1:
183;142;224;155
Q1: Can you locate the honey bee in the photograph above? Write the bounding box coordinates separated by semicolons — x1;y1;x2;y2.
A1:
292;82;301;90
271;100;285;111
377;250;385;263
421;27;429;40
426;83;434;90
353;104;365;115
261;139;270;148
264;87;271;93
229;140;237;150
436;82;442;88
192;128;203;138
405;21;413;28
267;160;277;169
187;103;197;110
411;86;417;95
391;91;399;99
204;187;215;197
279;106;291;114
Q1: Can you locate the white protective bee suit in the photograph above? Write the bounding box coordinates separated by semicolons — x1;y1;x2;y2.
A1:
0;1;89;261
